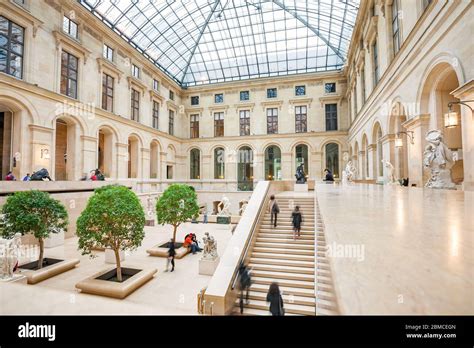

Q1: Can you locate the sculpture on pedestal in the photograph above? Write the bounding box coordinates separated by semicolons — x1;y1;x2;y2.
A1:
238;199;249;216
217;196;231;216
202;232;218;260
381;159;397;184
295;164;307;183
344;161;357;182
423;130;456;189
0;233;22;279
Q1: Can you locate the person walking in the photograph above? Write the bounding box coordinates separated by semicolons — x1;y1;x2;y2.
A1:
238;262;252;314
266;282;285;316
5;171;16;181
291;205;302;240
268;195;280;228
165;239;176;272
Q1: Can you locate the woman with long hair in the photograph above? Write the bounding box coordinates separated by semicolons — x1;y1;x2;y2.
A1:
266;282;284;316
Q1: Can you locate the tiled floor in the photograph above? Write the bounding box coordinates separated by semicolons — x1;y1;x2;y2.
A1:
0;222;234;315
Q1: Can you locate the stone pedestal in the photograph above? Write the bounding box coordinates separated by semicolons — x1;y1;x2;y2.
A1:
294;183;308;192
217;216;231;224
0;274;27;284
105;249;125;264
44;229;64;248
199;257;220;276
145;219;155;226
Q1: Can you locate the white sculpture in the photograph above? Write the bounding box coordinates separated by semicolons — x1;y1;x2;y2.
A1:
146;195;155;218
238;199;249;216
217;196;231;217
344;161;357;182
202;232;218;260
423;130;456;189
381;159;397;184
0;233;22;279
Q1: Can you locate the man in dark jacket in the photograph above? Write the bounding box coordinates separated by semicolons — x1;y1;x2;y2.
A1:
238;262;252;314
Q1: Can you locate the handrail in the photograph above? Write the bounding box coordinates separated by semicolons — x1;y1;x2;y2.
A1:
230;182;270;290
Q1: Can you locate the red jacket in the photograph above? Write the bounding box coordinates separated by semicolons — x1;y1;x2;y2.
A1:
184;236;193;247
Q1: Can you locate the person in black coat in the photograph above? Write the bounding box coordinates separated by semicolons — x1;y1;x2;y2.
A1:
266;282;284;316
238;262;252;314
323;169;334;182
165;239;176;272
291;205;302;239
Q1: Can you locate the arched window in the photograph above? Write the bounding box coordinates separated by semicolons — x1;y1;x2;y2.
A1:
264;145;282;180
190;148;200;179
325;143;339;178
295;144;309;175
214;147;225;179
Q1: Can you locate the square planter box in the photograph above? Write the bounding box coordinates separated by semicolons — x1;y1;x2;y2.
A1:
105;249;125;264
146;242;190;259
75;267;157;299
44;230;65;248
217;216;231;224
19;258;80;284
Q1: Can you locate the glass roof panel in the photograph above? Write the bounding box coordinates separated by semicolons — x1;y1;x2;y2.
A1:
81;0;359;87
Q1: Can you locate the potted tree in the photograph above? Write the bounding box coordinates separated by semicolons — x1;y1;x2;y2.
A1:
147;184;199;258
75;185;156;298
1;190;79;284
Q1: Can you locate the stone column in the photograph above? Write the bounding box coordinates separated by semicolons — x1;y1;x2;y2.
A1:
29;125;54;175
358;150;365;179
403;114;430;188
141;147;150;180
202;154;211;181
381;134;396;180
160;151;167;181
280;151;292;180
254;152;264;181
312;150;322;180
367;144;376;180
81;135;98;181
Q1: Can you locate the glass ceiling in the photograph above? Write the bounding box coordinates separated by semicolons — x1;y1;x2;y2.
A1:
80;0;360;87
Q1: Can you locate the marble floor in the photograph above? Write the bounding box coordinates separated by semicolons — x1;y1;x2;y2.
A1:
316;183;474;315
0;222;234;315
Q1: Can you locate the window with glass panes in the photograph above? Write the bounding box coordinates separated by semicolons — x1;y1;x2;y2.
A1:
102;74;114;112
191;96;199;105
103;44;113;61
325;83;336;93
169;90;174;100
295;106;307;133
373;40;379;85
190;114;199;138
153;79;159;91
214;112;224;137
325;104;338;131
267;88;277;98
240;91;249;101
392;0;401;55
60;51;78;98
295;85;306;96
0;16;24;79
266;108;278;134
63;16;78;39
215;93;223;103
168;110;174;135
132;64;140;78
239;110;250;136
152;101;159;129
130;89;140;121
214;147;225;179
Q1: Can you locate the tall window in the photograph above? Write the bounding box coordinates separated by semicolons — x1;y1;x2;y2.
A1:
392;0;401;55
190;148;200;179
0;16;24;79
214;93;224;103
325;83;336;93
326;143;339;178
191;96;199;105
62;16;78;39
168;110;174;135
240;91;249;101
266;108;278;134
214;147;225;179
103;44;113;61
267;88;277;98
353;85;358;114
325;104;338;131
295;85;306;96
373;39;379;86
239;110;250;136
360;68;366;104
190;114;199;138
102;74;114;112
60;51;78;99
132;64;140;78
214;112;224;137
153;79;159;91
152;101;159;129
295;106;307;133
130;89;140;121
169;90;174;100
295;144;309;175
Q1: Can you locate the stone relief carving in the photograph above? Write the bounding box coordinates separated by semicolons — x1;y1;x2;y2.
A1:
0;233;22;280
202;232;218;260
423;130;456;189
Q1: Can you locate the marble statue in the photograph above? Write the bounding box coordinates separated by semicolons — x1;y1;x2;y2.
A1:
381;159;397;184
202;232;218;260
146;195;156;217
344;161;357;182
423;130;456;189
0;233;22;279
217;196;231;217
238;199;249;216
295;163;307;183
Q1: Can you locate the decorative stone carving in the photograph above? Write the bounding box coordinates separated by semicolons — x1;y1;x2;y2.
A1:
239;199;248;216
0;233;22;280
344;161;357;182
217;196;231;217
381;159;397;185
202;232;218;260
295;163;307;183
423;130;456;189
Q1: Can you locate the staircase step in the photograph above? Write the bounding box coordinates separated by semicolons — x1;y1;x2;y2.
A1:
247;291;316;307
250;283;315;297
259;228;315;233
252;252;314;262
252;269;315;282
257;233;314;240
249;263;314;275
241;299;315;316
257;237;314;244
252;276;314;289
317;298;338;311
316;307;339;315
253;247;315;256
254;242;315;250
249;257;314;269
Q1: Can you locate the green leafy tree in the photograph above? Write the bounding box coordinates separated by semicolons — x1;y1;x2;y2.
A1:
1;190;68;269
156;184;199;243
76;185;145;282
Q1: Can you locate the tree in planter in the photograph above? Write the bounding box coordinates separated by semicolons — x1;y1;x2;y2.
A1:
76;185;145;282
1;190;68;269
156;184;199;244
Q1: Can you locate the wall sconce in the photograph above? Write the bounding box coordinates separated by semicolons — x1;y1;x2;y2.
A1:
40;148;50;159
444;100;473;128
395;131;414;148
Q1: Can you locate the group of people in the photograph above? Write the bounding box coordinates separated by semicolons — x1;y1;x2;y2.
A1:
238;263;285;316
183;233;202;254
4;168;52;181
268;195;303;240
81;169;105;181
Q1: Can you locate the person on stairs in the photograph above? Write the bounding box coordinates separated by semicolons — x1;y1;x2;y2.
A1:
165;238;175;272
268;195;280;228
266;282;285;316
291;205;302;240
238;262;252;314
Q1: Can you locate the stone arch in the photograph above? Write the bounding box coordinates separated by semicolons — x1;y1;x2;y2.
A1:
149;139;162;179
263;143;282;180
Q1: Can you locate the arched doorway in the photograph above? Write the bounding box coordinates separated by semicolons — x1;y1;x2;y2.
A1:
98;127;114;178
128;135;140;179
264;145;281;180
190;148;200;179
55;117;79;180
237;146;253;191
295;144;309;176
150;140;160;179
325;143;339;178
